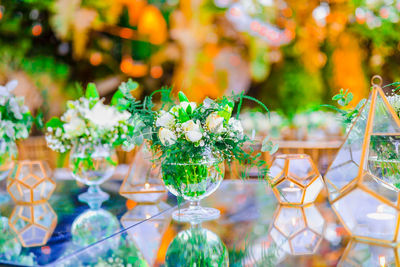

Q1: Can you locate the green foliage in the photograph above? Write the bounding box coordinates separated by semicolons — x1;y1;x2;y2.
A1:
85;83;100;99
321;88;366;126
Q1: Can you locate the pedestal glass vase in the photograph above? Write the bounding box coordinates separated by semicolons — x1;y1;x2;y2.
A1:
161;151;224;222
69;142;117;208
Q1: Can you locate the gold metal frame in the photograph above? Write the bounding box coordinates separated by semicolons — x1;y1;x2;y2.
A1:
271;154;323;205
8;202;58;247
269;203;326;255
324;75;400;245
6;160;56;204
338;237;400;266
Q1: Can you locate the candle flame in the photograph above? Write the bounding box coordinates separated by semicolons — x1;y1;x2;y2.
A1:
145;183;150;190
377;205;385;213
379;255;386;267
291;217;296;226
145;214;151;219
290;182;294;188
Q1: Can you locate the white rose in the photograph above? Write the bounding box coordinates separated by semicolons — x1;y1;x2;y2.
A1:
61;109;77;123
156;111;175;129
205;112;225;133
159;127;177;146
63;117;86;137
182;120;202;142
84;102;128;129
180;101;197;113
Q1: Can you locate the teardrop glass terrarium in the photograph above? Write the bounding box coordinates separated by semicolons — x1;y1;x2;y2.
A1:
161;147;225;222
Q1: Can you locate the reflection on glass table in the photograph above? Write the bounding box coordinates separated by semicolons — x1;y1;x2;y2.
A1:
0;176;174;266
338;239;399;266
55;180;348;267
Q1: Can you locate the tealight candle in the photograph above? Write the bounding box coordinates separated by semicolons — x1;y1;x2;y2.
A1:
366;205;395;239
281;182;302;202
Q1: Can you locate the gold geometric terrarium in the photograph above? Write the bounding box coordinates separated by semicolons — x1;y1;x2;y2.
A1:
120;145;166;203
325;76;400;244
8;202;57;247
338;238;400;266
270;154;324;205
7;160;56;204
268;204;326;255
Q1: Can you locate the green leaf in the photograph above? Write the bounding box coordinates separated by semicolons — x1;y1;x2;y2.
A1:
85;83;99;99
34;110;44;130
111;90;124;106
119;79;139;98
178;108;190;122
178;91;189;102
45;117;64;128
186;104;192;114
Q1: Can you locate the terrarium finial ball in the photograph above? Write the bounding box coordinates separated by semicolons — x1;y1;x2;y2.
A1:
270;154;324;205
7;160;56;204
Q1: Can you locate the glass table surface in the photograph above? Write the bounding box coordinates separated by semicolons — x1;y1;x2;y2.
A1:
22;180;360;267
0;169;176;267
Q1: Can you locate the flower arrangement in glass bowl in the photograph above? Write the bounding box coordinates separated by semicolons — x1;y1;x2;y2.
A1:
117;85;276;222
0;80;33;182
45;83;136;207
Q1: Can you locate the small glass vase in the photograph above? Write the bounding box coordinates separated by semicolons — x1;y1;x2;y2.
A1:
161;150;224;222
69;142;118;208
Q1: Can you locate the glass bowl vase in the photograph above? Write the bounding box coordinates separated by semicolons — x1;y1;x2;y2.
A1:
69;142;118;208
161;152;224;222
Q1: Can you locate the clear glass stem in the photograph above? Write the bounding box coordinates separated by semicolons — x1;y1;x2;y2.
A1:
189;200;201;210
88;184;102;195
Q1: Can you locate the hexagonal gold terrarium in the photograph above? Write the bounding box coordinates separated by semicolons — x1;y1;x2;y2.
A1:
7;160;56;204
324;76;400;244
268;204;326;255
338;238;400;266
270;154;324;205
9;202;57;247
120;145;166;203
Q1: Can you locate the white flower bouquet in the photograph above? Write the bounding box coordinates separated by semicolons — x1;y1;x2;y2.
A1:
117;85;277;202
0;80;33;170
45;83;135;175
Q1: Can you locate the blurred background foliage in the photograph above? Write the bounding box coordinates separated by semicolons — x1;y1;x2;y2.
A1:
1;0;400;121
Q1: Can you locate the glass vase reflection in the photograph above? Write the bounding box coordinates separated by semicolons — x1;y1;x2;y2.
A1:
121;202;171;266
268;204;326;255
338;239;400;266
120;144;166;203
71;208;120;251
324;78;400;244
0;216;21;260
69;142;118;207
8;202;57;247
165;224;229;267
161;151;225;223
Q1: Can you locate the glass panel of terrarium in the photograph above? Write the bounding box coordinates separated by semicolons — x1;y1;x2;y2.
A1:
367;91;400;191
372;90;400;134
368;135;400;191
333;188;397;241
325;97;371;194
